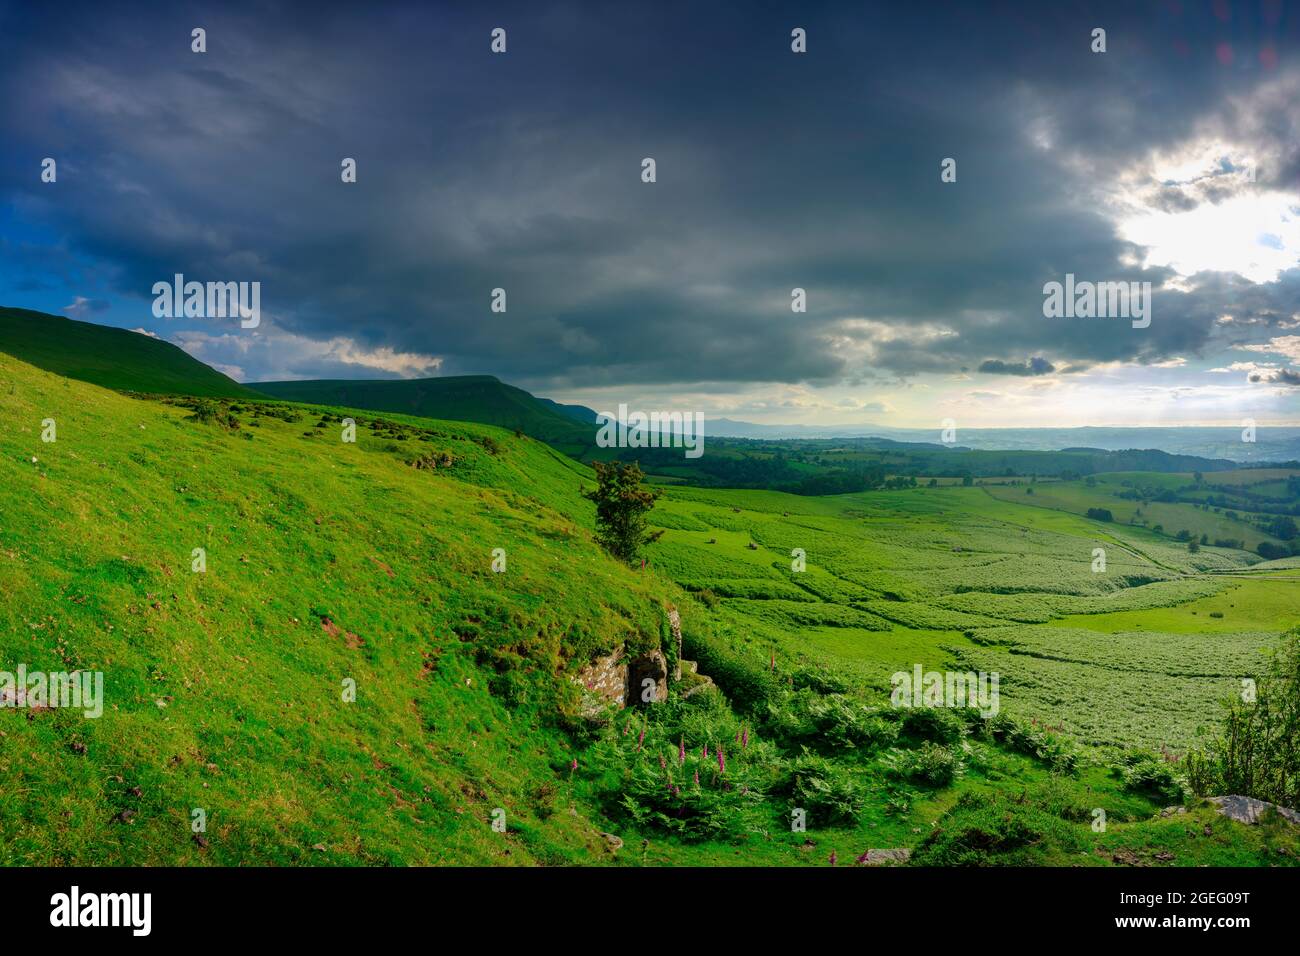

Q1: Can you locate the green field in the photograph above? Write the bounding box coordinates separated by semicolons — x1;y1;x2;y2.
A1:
646;484;1296;751
2;348;1297;867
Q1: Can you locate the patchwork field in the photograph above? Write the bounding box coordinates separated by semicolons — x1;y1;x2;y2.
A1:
649;484;1300;751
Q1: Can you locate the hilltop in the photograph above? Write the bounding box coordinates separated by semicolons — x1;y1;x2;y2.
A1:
0;307;256;398
252;374;594;454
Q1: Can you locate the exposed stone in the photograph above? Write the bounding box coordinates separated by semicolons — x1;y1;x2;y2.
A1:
601;832;624;852
855;848;911;866
574;648;627;713
628;649;669;706
1207;795;1300;827
668;608;683;681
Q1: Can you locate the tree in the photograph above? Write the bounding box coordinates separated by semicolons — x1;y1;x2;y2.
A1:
1266;515;1298;541
582;461;664;564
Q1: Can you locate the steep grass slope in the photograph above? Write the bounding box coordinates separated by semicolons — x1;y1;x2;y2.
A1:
0;352;656;864
0;307;256;398
252;375;594;453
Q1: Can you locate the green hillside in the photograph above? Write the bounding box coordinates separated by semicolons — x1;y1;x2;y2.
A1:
0;307;256;398
252;375;594;453
0;351;656;864
2;350;1298;867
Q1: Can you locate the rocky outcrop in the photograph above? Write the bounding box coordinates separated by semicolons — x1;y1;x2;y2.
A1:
1207;795;1300;827
668;607;683;680
575;646;670;711
628;649;669;705
573;607;708;712
678;659;715;699
576;649;628;713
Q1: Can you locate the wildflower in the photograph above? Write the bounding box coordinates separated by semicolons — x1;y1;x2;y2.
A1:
717;747;725;773
637;726;645;751
693;770;699;786
742;726;749;749
678;738;685;764
829;850;837;867
658;753;666;770
570;757;578;772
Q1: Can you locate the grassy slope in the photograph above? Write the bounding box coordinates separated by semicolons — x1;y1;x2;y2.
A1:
0;307;256;398
251;375;594;454
0;352;659;864
1;352;1295;866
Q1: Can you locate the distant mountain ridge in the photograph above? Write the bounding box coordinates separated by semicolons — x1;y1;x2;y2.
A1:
705;418;1300;463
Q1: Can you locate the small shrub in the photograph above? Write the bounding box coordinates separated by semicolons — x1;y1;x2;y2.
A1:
882;742;966;787
899;706;968;744
1112;752;1187;803
777;753;864;826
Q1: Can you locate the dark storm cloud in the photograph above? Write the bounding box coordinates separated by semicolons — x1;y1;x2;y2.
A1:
979;357;1055;376
2;0;1298;387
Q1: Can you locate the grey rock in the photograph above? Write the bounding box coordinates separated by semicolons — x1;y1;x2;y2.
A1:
1207;795;1300;827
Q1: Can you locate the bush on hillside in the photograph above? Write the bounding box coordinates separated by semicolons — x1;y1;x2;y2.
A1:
1111;752;1187;803
775;753;864;826
899;706;970;744
1185;631;1300;809
881;742;967;787
763;688;900;753
911;790;1085;866
980;713;1081;774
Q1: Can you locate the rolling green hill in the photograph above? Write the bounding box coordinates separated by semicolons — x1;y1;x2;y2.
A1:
0;306;256;398
2;348;1297;867
0;350;659;864
252;375;595;453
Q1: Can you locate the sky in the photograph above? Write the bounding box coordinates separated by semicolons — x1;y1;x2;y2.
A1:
3;0;1300;427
